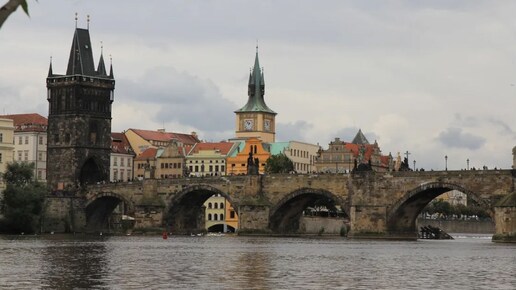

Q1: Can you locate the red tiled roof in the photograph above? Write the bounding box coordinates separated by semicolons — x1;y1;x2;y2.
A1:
188;141;235;156
344;143;389;167
135;148;158;161
0;113;47;132
129;129;199;145
111;132;134;155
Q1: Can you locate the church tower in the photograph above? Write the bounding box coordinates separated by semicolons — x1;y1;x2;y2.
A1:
46;23;115;190
234;47;277;143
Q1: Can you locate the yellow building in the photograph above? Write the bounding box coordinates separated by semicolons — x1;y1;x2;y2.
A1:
226;137;271;175
134;140;187;180
203;194;239;233
0;118;15;190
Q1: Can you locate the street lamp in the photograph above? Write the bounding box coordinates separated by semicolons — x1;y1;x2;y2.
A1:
445;155;448;171
413;160;416;171
467;158;470;170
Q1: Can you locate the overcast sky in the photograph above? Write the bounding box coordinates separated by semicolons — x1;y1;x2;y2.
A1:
1;0;516;170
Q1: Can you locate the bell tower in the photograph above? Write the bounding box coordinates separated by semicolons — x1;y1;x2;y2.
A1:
46;21;115;191
235;47;277;143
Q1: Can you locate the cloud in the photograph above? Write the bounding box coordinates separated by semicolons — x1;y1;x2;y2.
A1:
117;67;236;133
436;127;485;150
276;121;314;142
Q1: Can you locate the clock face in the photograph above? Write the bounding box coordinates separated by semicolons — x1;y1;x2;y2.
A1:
264;119;271;131
244;119;254;130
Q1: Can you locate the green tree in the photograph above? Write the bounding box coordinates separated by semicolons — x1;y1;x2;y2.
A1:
1;162;46;233
264;153;294;174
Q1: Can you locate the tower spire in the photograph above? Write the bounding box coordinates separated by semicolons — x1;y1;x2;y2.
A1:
109;54;114;79
235;47;275;114
87;14;90;30
75;12;78;28
48;56;53;77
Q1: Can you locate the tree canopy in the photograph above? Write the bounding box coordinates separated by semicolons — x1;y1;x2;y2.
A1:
265;153;294;174
1;162;46;233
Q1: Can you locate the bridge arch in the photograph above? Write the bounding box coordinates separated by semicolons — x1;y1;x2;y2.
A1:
165;184;236;234
387;181;491;238
85;192;135;232
269;187;348;234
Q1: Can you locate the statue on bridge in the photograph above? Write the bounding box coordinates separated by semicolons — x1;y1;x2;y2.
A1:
247;151;259;175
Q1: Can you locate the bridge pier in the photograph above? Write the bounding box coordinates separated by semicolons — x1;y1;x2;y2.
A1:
237;205;271;234
42;196;87;233
492;193;516;243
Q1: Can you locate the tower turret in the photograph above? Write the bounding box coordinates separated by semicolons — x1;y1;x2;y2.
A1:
234;47;277;143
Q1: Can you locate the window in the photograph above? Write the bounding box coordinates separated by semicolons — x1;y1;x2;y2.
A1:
0;133;2;143
17;151;22;161
121;158;125;167
214;203;218;209
220;203;224;209
208;203;212;209
230;211;235;219
24;150;28;161
25;136;29;144
38;152;43;161
39;136;43;145
208;214;212;221
18;136;22;145
213;214;218;221
37;170;42;180
114;157;118;166
219;214;224;220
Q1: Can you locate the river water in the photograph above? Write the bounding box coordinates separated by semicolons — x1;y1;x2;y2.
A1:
0;234;514;289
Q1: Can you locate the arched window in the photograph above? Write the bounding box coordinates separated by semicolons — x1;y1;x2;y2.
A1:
208;203;212;209
220;203;224;209
214;214;218;221
219;214;224;220
207;214;212;221
214;203;218;209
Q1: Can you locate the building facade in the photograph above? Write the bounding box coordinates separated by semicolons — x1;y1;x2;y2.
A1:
46;26;115;190
186;141;237;177
110;133;135;182
226;138;271;175
0;114;48;181
269;141;320;174
234;48;277;143
315;129;390;173
134;140;188;180
0;118;14;190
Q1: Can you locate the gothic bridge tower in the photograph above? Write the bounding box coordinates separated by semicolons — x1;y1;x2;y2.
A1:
46;24;114;191
234;47;277;143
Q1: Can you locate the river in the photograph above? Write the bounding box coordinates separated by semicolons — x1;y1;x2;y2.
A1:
0;234;514;289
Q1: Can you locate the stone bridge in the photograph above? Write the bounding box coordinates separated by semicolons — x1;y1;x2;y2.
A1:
44;170;516;240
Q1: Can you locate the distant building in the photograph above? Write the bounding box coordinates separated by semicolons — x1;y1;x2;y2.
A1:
134;140;188;180
436;190;467;206
226;137;270;175
0;113;47;181
124;128;199;156
0;118;14;190
110;133;135;182
268;141;320;173
186;141;238;177
315;129;390;173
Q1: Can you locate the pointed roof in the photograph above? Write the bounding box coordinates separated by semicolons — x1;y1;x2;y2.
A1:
66;28;96;76
351;129;370;145
48;60;53;77
97;52;107;76
235;48;276;114
188;141;236;156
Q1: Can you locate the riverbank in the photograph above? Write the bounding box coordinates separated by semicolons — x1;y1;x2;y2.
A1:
417;218;494;234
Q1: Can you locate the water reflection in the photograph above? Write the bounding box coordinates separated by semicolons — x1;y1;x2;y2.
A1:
0;235;515;289
40;236;108;289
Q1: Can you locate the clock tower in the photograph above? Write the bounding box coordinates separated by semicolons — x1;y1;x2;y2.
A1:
235;47;277;142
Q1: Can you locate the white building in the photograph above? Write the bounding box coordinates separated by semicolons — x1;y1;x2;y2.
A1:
110;133;135;182
268;141;320;173
0;118;15;190
0;114;47;182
